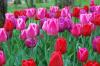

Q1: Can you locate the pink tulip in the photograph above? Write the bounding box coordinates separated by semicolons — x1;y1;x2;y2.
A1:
0;28;7;43
77;48;88;62
25;38;38;48
16;18;26;30
26;8;36;18
20;29;27;41
27;23;40;38
49;6;59;18
42;18;59;36
36;8;47;19
61;7;70;17
0;50;6;65
71;23;82;37
5;13;15;20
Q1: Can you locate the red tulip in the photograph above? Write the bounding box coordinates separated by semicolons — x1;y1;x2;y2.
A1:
83;5;89;12
72;7;80;18
83;60;100;66
91;14;100;26
82;23;92;37
4;19;14;32
14;10;20;18
77;48;88;62
49;51;63;66
55;37;67;54
22;58;36;66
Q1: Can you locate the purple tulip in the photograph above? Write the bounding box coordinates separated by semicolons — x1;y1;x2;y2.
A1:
16;17;26;30
25;38;38;48
27;23;40;38
26;8;36;18
20;29;27;41
0;28;7;43
42;18;59;36
71;23;82;37
39;18;47;29
0;50;6;65
36;8;47;19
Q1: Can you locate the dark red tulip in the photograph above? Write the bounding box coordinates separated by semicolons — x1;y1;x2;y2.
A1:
49;51;63;66
55;37;67;54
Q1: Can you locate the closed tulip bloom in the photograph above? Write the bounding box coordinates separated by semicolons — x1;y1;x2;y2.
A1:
91;14;100;26
4;19;15;32
83;5;89;13
72;7;80;18
61;7;70;17
92;36;100;53
20;29;27;41
5;13;15;20
16;18;26;30
26;8;36;18
25;38;37;48
83;60;100;66
0;50;6;66
49;51;63;66
71;23;82;37
0;28;7;43
77;48;88;62
90;0;95;6
39;18;47;29
22;58;36;66
42;18;59;36
49;6;59;18
27;23;40;38
82;23;92;37
55;37;67;54
36;8;47;19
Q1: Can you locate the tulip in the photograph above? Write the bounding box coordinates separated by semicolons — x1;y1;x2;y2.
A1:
49;6;59;18
5;13;15;20
71;23;82;37
42;18;59;36
0;50;6;66
16;17;26;30
26;8;36;18
83;60;100;66
36;8;47;19
55;37;67;54
82;23;92;37
61;7;70;17
77;48;88;62
20;29;27;41
4;19;15;32
25;38;37;48
0;28;7;43
92;36;100;54
83;5;89;13
72;7;80;18
49;51;63;66
27;23;40;38
22;58;36;66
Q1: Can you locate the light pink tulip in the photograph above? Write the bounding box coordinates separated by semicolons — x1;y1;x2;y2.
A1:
0;28;7;43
